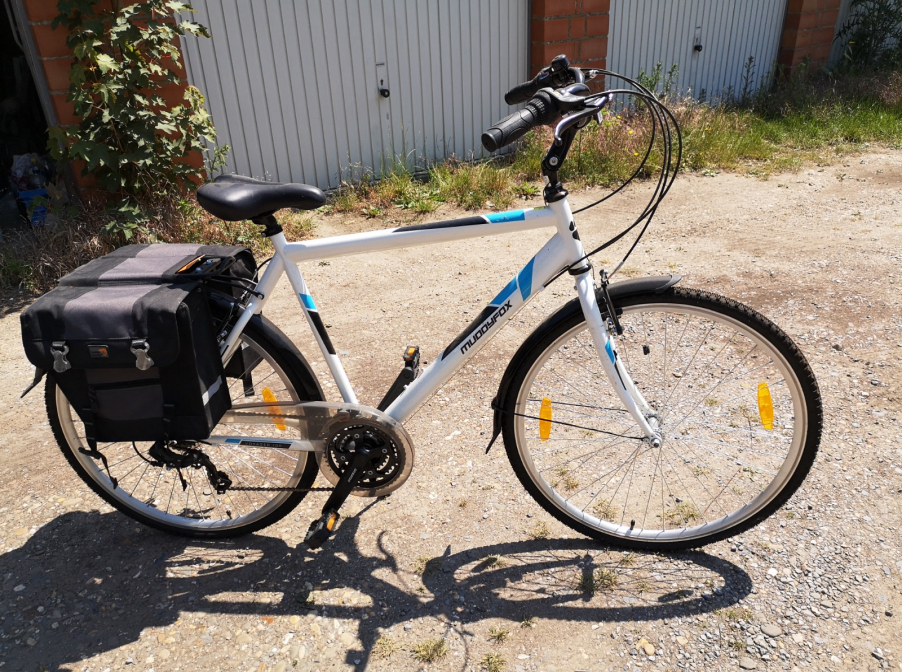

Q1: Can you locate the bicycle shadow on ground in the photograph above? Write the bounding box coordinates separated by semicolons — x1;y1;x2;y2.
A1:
2;508;752;671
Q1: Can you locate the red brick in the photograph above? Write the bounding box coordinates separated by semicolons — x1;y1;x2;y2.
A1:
159;83;188;108
812;25;836;45
570;17;587;39
579;36;608;61
781;29;802;50
586;14;609;37
820;9;840;28
31;22;69;58
580;0;610;13
826;0;842;8
41;57;71;92
790;48;813;65
532;0;577;18
810;42;833;61
786;0;804;12
533;17;571;42
51;92;78;125
783;12;802;31
531;41;576;71
794;12;821;30
24;0;61;22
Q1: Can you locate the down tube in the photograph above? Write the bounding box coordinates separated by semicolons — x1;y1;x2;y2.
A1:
385;233;573;423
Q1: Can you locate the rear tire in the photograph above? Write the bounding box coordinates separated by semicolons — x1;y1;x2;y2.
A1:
46;314;325;538
500;287;821;550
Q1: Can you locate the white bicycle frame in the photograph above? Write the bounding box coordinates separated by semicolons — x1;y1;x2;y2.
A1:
218;196;661;442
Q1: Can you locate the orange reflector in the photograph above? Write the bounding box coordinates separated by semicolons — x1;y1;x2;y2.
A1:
175;255;204;273
261;387;287;431
539;397;552;441
757;382;774;430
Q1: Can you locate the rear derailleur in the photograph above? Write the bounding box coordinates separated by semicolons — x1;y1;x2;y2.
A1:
144;441;232;494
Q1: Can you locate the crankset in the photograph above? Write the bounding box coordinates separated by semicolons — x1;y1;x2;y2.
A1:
213;400;416;548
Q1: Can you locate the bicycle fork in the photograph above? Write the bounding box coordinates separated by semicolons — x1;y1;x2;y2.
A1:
549;199;662;446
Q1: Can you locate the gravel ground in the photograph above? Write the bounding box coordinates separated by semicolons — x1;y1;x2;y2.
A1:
0;150;900;672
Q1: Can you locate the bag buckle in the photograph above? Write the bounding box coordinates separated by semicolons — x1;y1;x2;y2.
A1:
130;339;155;370
51;341;71;373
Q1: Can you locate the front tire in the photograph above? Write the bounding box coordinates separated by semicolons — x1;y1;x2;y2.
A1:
46;315;324;538
500;287;821;550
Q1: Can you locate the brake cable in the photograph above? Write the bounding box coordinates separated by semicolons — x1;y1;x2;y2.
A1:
544;72;682;284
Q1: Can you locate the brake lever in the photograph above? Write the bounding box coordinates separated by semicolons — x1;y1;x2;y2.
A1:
553;95;610;145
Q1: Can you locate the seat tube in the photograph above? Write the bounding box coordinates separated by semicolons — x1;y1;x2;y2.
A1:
270;233;358;404
548;196;659;442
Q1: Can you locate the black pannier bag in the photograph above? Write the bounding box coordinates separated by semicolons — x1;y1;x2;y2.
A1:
20;244;252;445
57;243;257;298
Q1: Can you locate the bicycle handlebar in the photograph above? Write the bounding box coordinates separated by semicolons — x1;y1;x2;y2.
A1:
504;54;585;104
482;90;557;153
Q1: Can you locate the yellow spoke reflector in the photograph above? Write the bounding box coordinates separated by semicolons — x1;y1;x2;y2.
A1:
757;382;774;430
539;397;552;441
261;387;287;431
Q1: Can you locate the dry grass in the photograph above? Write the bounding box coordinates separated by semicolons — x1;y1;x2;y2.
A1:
527;521;550;540
373;635;398;658
481;652;507;672
577;566;619;595
664;502;701;526
488;625;509;643
412;637;449;663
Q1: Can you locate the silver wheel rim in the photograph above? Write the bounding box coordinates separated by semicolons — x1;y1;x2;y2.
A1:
56;334;309;532
513;301;808;543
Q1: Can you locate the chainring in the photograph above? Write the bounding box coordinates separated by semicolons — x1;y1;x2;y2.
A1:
318;418;413;497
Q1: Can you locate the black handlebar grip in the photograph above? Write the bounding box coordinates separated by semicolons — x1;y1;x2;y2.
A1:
483;91;557;152
481;108;537;152
504;79;540;105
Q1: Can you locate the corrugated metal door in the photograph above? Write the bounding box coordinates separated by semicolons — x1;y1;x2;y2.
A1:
608;0;786;100
180;0;528;189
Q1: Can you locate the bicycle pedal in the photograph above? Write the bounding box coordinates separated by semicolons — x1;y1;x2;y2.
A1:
304;510;340;549
377;346;420;411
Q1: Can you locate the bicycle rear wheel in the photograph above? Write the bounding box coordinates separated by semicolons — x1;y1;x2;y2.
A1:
501;287;821;550
46;316;324;538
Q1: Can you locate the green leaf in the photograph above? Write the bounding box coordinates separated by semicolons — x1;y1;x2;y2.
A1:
95;53;119;74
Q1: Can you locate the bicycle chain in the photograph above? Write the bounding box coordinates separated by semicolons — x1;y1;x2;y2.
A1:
227;485;334;492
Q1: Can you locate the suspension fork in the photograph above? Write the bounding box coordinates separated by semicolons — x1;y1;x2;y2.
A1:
548;198;661;445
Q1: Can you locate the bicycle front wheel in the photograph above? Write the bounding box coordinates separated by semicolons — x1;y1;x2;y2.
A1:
501;287;821;550
46;316;324;538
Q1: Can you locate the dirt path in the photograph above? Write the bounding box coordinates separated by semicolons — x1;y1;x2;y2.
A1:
0;151;900;672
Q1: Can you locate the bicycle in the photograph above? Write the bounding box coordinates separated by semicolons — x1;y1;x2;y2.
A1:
43;56;822;551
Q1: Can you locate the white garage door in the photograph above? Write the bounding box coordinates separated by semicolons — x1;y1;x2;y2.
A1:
609;0;786;101
180;0;529;189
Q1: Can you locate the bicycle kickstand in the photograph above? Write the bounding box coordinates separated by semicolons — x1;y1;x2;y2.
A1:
304;445;376;549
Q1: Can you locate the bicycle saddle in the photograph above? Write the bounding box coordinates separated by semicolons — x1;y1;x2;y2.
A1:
197;174;327;221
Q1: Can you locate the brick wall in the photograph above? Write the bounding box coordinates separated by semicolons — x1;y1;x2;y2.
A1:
778;0;842;69
530;0;610;76
20;0;198;186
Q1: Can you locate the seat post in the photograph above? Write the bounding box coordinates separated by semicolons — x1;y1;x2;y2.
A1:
252;214;283;237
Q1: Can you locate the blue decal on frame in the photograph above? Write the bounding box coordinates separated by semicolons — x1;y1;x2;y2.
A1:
517;257;535;301
490;277;518;306
300;294;317;311
485;210;525;223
